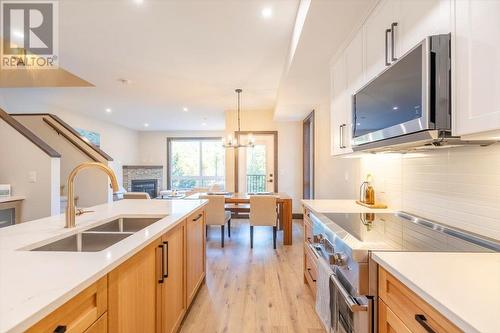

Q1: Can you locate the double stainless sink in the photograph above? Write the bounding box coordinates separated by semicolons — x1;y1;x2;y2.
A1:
31;217;165;252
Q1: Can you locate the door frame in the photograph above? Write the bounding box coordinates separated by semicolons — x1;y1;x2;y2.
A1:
303;111;315;199
234;131;278;193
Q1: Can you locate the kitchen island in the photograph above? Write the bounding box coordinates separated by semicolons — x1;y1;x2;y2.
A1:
0;198;207;333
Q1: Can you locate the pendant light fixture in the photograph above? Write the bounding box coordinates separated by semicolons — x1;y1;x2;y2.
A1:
223;88;255;148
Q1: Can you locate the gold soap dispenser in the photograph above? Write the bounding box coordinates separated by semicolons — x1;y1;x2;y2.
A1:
360;174;375;205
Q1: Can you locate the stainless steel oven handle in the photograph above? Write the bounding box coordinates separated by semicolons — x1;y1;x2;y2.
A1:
330;274;367;312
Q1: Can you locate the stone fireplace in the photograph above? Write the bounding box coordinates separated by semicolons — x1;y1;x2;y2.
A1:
123;165;163;198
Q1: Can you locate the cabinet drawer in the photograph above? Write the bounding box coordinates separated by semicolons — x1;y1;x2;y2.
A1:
187;207;204;225
379;298;411;333
84;313;107;333
304;244;318;295
27;276;107;333
378;267;460;333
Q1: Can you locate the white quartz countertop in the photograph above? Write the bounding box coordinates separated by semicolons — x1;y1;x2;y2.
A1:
0;196;25;204
301;199;393;214
0;199;207;333
372;252;500;333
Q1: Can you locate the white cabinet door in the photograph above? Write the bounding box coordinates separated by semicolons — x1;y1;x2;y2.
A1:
330;55;351;156
363;0;397;81
394;0;451;58
452;0;500;136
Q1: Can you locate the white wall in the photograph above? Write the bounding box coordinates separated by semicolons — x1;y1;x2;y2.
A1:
359;144;500;241
14;115;109;208
0;120;60;221
50;110;140;187
138;130;224;190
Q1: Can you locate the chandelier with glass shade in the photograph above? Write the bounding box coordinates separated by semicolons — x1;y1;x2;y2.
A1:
222;89;255;149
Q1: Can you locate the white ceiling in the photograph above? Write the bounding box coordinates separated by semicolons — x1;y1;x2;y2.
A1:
275;0;376;121
0;0;299;131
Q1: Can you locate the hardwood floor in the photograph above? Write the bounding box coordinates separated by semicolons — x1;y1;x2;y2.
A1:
179;219;325;333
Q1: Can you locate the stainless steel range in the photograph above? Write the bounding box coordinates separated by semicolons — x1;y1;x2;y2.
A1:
307;211;500;333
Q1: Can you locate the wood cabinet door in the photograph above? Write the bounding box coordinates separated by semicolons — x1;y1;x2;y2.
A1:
378;298;411;333
186;210;206;307
161;221;186;333
452;0;500;136
108;238;162;333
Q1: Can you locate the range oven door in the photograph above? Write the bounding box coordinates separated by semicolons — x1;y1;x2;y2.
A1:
330;273;371;333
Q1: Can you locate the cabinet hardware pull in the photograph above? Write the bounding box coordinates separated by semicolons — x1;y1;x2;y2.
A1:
307;268;317;282
158;245;164;283
54;325;67;333
415;314;437;333
163;241;169;278
391;22;398;61
192;213;202;222
340;124;347;149
339;124;343;149
385;28;391;66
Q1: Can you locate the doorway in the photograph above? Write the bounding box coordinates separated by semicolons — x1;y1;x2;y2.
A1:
235;131;278;193
303;111;315;199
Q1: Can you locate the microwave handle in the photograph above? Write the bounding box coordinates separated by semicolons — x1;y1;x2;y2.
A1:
330;274;367;312
385;28;391;66
391;22;398;62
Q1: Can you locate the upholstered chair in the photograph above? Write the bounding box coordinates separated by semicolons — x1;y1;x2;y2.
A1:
249;195;278;249
200;195;231;247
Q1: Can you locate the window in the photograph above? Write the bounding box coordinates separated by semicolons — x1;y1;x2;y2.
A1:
167;138;225;190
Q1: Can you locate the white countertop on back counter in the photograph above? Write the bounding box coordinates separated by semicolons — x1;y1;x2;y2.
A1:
301;199;393;214
373;252;500;333
0;199;207;333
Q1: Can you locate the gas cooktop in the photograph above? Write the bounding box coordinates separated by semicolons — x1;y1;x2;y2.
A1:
320;211;500;253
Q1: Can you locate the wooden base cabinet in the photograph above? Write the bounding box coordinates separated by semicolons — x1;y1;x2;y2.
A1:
26;276;108;333
108;238;162;333
378;267;460;333
186;209;206;307
161;222;186;333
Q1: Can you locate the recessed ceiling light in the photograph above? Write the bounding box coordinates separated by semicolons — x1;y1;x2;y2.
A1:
133;0;144;4
183;107;188;112
202;122;207;126
105;108;112;113
261;7;273;18
144;123;149;127
393;106;399;110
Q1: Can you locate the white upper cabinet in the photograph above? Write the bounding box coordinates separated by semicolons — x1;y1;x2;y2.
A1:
346;30;365;96
394;0;451;58
363;0;397;82
452;0;500;136
330;55;352;156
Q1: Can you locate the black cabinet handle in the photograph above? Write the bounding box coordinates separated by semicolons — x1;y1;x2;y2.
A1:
415;314;437;333
158;245;164;283
163;241;169;278
54;325;67;333
192;213;202;222
391;22;398;61
385;28;391;66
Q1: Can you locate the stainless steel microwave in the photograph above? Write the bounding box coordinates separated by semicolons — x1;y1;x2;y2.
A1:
352;34;451;151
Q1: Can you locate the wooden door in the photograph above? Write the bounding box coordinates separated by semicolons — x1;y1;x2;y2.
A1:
452;0;500;136
161;221;186;333
186;210;206;307
108;238;162;333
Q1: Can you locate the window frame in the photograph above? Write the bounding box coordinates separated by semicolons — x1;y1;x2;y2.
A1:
166;137;225;190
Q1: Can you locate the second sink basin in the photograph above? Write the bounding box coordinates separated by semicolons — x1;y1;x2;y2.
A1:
87;217;165;233
31;232;133;252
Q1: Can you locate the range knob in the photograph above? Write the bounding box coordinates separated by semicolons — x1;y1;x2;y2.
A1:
333;252;348;266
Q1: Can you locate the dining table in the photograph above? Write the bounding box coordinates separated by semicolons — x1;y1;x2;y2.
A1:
185;192;293;245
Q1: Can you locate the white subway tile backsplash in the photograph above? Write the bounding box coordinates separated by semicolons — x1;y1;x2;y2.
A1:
360;143;500;240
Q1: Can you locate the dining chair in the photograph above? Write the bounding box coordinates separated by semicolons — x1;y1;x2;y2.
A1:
123;192;151;199
200;195;231;247
249;195;278;249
